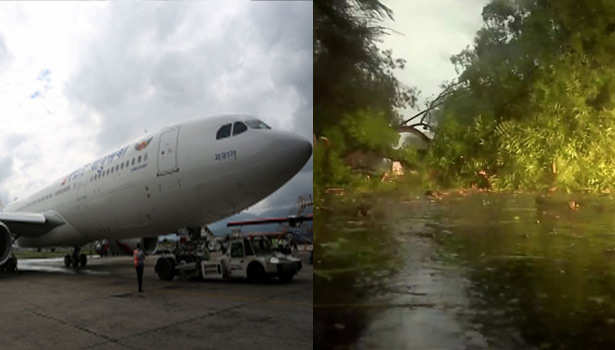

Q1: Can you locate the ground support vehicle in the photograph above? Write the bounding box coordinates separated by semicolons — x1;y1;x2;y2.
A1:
154;233;302;282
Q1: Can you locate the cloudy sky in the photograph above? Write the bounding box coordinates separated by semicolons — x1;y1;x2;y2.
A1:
0;2;312;216
380;0;489;113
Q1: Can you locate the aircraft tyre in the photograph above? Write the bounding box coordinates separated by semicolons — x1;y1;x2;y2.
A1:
155;257;175;281
79;254;87;267
247;262;266;282
69;246;82;270
71;255;80;269
2;256;17;272
64;255;71;268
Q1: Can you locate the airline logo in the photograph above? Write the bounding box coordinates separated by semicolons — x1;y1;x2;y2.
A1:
135;137;153;151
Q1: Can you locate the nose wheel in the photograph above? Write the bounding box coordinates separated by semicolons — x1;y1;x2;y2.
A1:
64;247;87;269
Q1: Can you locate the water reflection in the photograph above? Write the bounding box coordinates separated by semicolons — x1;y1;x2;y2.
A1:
315;193;615;349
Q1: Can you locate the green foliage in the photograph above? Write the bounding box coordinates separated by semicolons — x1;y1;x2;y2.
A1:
316;109;400;190
314;140;353;191
427;113;496;188
394;146;420;168
428;0;615;193
339;109;399;154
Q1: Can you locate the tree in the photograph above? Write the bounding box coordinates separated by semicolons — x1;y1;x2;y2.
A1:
314;0;417;136
429;0;615;191
314;0;420;190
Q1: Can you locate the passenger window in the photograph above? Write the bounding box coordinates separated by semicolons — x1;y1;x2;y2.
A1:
233;122;247;136
244;239;254;256
132;158;135;165
216;124;232;140
121;163;124;170
138;155;142;163
115;165;119;171
230;242;244;258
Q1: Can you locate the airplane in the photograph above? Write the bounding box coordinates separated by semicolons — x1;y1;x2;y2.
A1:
0;115;312;271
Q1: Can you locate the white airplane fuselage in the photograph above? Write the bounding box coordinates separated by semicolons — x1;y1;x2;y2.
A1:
4;115;312;249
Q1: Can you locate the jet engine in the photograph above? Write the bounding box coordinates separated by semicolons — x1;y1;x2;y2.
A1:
0;222;12;265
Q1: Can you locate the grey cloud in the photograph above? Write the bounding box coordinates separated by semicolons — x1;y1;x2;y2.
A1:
0;35;6;58
3;133;27;150
0;156;13;185
0;156;13;206
0;34;12;71
0;134;32;204
67;2;312;150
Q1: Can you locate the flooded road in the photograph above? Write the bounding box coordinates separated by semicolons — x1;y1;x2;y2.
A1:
315;192;615;349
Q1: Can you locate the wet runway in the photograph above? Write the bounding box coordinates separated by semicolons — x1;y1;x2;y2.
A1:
4;256;313;349
19;257;112;275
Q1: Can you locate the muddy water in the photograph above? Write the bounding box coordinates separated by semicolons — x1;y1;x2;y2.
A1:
315;193;615;349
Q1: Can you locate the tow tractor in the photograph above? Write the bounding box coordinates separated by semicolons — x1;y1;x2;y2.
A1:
154;231;302;282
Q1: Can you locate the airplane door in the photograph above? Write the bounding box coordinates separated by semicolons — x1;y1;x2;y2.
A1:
157;127;179;176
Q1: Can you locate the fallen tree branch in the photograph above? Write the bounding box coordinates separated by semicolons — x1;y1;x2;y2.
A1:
397;125;431;143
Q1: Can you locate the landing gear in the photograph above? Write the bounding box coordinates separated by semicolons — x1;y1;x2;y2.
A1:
64;247;86;269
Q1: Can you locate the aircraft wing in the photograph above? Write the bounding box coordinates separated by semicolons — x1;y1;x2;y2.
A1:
226;214;313;227
0;211;64;237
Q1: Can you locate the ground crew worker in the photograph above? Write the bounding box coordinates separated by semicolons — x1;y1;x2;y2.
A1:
133;243;145;292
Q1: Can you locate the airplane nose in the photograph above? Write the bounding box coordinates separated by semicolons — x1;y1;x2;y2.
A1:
279;132;312;170
242;130;311;199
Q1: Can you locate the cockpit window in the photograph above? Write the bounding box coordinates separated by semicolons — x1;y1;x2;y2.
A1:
216;123;232;139
245;119;271;130
232;122;248;136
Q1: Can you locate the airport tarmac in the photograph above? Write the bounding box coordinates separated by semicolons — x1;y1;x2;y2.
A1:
2;255;313;350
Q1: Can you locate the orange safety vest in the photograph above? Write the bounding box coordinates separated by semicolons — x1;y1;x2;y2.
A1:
133;249;143;267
